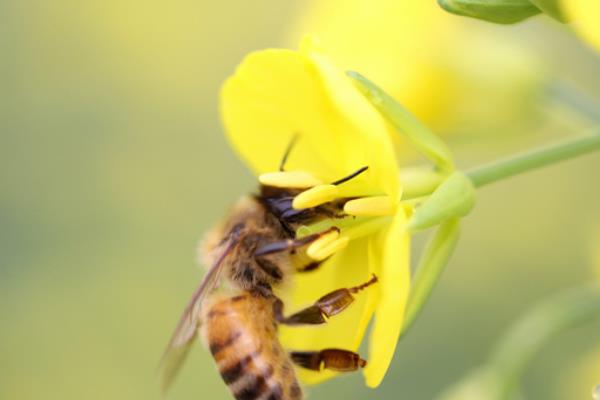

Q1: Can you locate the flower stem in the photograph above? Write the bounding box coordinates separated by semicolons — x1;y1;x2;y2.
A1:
547;81;600;123
466;129;600;188
435;285;600;400
489;285;600;399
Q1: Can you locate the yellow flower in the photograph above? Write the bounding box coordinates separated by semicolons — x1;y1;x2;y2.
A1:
561;0;600;50
287;0;541;134
220;37;410;387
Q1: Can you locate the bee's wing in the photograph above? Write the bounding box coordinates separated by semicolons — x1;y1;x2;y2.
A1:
159;239;236;394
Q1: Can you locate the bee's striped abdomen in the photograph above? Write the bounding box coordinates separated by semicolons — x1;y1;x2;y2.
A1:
202;294;302;400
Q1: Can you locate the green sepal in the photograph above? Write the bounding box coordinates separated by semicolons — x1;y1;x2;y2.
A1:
401;218;460;338
408;172;475;232
438;0;542;24
400;166;446;199
348;71;455;172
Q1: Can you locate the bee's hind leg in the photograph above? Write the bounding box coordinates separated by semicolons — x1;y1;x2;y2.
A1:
290;349;367;372
272;274;377;325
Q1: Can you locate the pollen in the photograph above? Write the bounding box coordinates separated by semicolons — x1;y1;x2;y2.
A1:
306;229;341;259
307;236;349;261
343;196;395;217
258;171;322;188
292;184;339;209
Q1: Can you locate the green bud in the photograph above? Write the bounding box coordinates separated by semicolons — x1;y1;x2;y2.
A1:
402;218;460;338
438;0;542;24
528;0;568;22
408;171;476;232
348;71;455;172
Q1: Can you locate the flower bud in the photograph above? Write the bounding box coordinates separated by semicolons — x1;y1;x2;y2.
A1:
529;0;568;22
408;171;475;232
438;0;541;24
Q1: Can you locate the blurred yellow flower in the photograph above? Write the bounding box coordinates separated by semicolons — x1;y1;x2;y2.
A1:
561;344;600;399
287;0;541;134
561;0;600;50
220;37;411;388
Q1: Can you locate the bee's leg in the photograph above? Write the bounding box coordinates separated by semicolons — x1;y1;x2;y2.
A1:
272;274;377;325
254;257;284;280
290;349;367;372
253;227;339;257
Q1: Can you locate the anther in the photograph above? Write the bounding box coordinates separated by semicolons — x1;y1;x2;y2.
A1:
292;184;339;209
307;236;349;261
259;171;322;189
343;196;395;217
306;229;340;259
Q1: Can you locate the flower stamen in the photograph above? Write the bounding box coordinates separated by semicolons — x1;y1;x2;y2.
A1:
291;166;370;210
258;171;322;188
306;228;341;258
344;196;395;217
292;184;339;209
342;217;390;241
307;236;349;261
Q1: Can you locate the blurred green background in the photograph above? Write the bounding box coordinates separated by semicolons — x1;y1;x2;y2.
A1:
1;1;599;399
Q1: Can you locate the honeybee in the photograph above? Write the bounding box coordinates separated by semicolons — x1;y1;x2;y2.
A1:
161;141;377;400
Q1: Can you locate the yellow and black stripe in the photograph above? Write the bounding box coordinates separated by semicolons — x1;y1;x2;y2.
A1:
203;294;302;400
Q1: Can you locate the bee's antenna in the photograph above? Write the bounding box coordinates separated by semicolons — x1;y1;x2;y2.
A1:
331;166;369;185
279;133;300;171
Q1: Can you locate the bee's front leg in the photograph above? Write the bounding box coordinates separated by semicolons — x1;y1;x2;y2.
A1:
254;227;338;275
272;274;378;325
253;227;339;257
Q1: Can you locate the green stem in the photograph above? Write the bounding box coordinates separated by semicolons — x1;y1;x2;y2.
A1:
435;285;600;400
548;82;600;123
466;129;600;188
489;285;600;399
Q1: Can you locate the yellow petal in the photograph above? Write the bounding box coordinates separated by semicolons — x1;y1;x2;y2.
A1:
221;49;334;179
364;208;411;387
561;0;600;50
305;39;400;200
278;237;377;384
220;39;400;199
